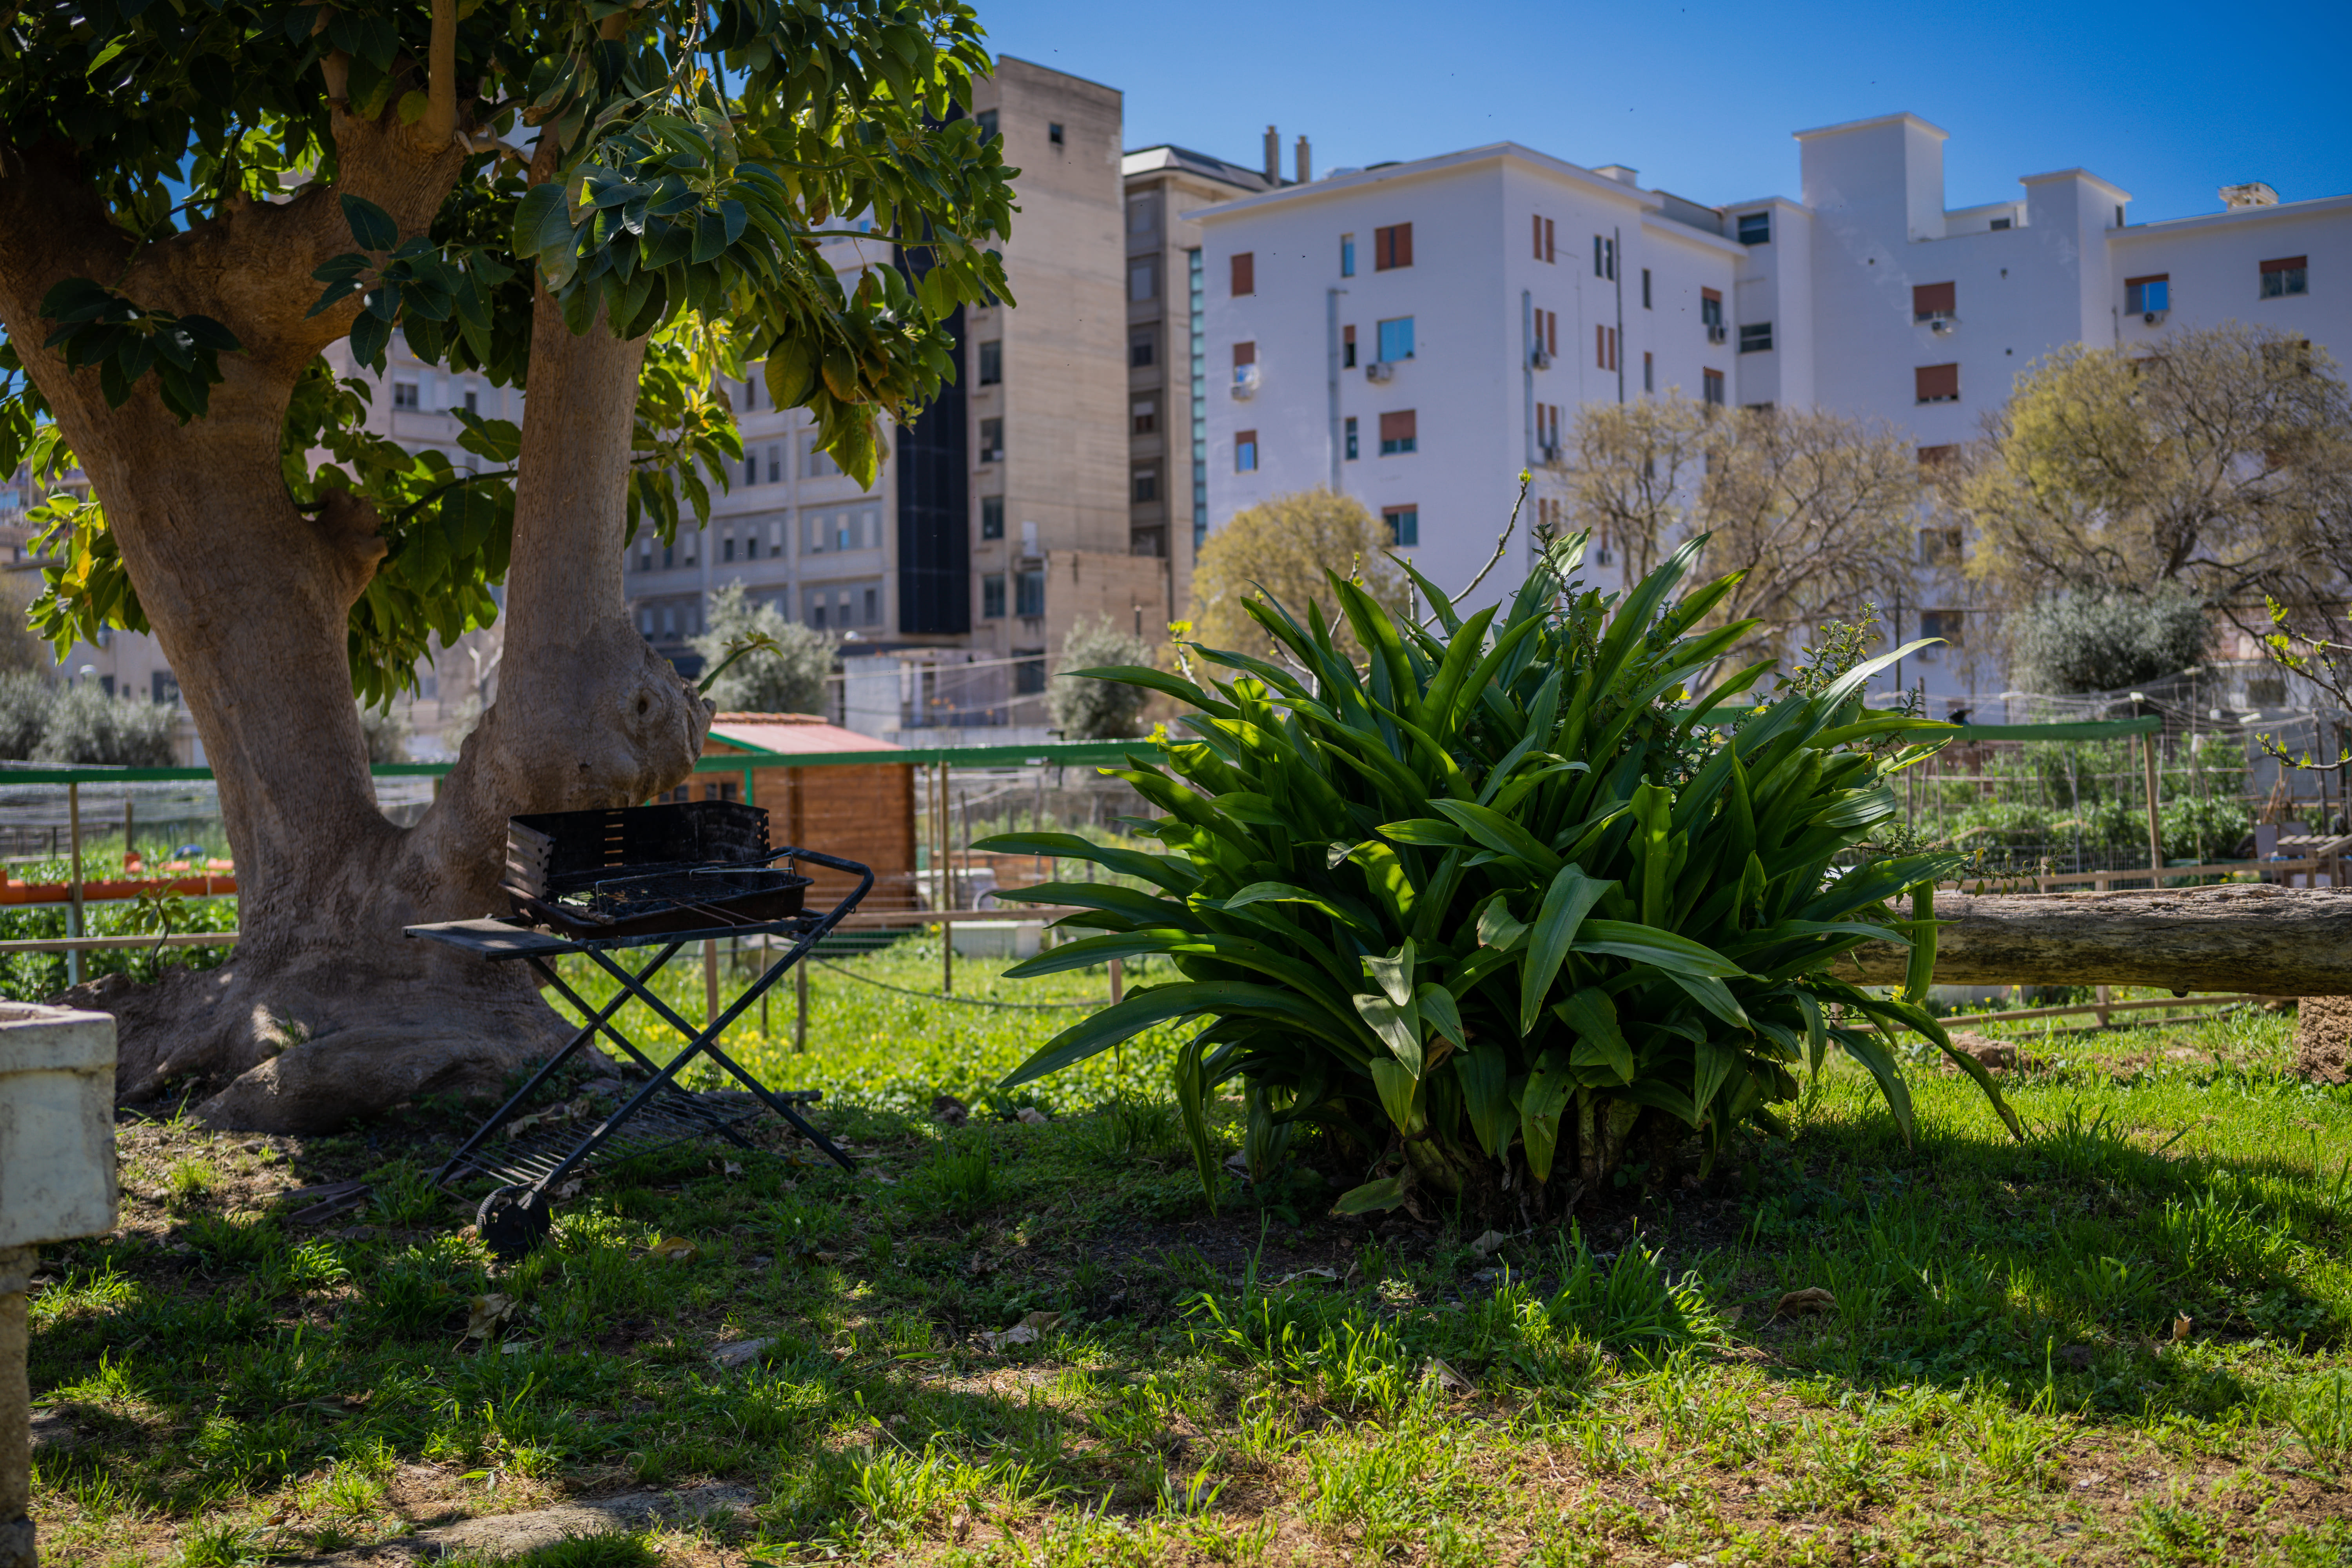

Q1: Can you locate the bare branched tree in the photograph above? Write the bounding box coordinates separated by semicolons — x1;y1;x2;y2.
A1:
1953;323;2352;648
1560;398;1921;668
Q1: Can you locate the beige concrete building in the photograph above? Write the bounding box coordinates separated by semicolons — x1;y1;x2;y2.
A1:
1120;140;1280;625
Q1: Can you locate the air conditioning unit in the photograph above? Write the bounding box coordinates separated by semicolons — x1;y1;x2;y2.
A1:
2143;309;2167;326
1929;314;1956;335
1705;324;1728;344
1366;361;1394;383
1539;443;1563;464
1530;348;1553;370
1231;364;1259;400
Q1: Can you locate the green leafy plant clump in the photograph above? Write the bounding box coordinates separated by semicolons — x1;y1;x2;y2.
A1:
978;535;2024;1214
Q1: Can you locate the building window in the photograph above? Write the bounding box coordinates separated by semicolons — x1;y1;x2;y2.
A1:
1594;325;1618;371
982;573;1005;618
803;437;839;478
1374;223;1413;271
744;452;759;486
1539;309;1557;359
1015;570;1045;618
1989;216;2012;230
1378;409;1416;456
1129;329;1156;368
767;443;781;483
1132;467;1159;503
1533;214;1555;262
1702;369;1724;408
1915;363;1960;404
1129;258;1158;302
1230;251;1254;296
2125;276;2170;315
2260;256;2308;298
1345;416;1358;461
463;389;478;414
1643;351;1653;393
1700;290;1723;330
1340;232;1355;277
1736;211;1771;245
978;339;1002;385
979;417;1004;462
1918;527;1964;563
809;595;827;630
1232;339;1256;396
1738;322;1773;354
981;495;1004;540
1592;234;1615;280
976;109;998;141
863;586;878;624
1918;608;1964;646
1383;505;1419;546
1047;122;1063;146
1189;248;1206;556
1126;194;1156;234
1916;445;1958;467
662;542;674;569
1235;430;1258;472
392;381;419;410
1641;269;1651;309
1013;646;1047;692
1132;397;1157;434
1912;282;1956;322
1376;316;1415;362
722;535;736;562
1342;323;1357;369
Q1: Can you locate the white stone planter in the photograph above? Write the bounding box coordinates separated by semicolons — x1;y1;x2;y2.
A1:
0;1004;118;1252
2;1002;116;1568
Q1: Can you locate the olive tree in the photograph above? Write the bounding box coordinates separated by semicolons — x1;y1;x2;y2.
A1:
1047;613;1152;740
691;580;834;716
0;0;1012;1126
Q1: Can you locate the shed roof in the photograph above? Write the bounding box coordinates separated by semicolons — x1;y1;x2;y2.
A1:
704;713;903;757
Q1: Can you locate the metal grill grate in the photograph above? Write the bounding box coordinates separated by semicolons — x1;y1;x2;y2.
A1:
440;1085;815;1189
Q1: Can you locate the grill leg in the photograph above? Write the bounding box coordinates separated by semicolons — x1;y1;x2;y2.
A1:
579;938;856;1172
433;943;683;1189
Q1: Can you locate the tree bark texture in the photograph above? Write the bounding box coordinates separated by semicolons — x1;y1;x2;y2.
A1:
0;118;708;1131
1831;884;2352;996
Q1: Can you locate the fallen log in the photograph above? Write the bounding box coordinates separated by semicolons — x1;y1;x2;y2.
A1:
1830;883;2352;996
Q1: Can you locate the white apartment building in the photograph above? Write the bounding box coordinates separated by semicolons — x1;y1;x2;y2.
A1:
1195;112;2352;695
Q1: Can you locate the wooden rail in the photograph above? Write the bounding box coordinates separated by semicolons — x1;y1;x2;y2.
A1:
1944;858;2327;894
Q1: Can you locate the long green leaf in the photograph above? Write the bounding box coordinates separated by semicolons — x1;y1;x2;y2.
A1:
1519;865;1611;1036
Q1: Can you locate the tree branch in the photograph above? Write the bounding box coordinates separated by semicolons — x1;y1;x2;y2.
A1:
423;0;458;146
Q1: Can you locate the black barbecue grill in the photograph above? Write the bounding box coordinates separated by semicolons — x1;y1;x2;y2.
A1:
407;800;871;1256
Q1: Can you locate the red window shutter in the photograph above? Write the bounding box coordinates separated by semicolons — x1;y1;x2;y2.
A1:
2260;256;2307;273
1533;214;1543;260
1394;223;1412;267
1701;287;1722;304
1915;363;1960;402
1233;341;1256;366
1379;410;1416;444
1230;252;1254;296
1342;324;1354;348
1546;311;1557;357
1374;226;1393;270
1596;325;1607;368
1546;219;1555;263
1913;281;1956;316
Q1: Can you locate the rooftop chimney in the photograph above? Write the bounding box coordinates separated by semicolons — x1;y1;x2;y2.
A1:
1593;164;1641;187
1295;134;1312;185
1264;124;1280;185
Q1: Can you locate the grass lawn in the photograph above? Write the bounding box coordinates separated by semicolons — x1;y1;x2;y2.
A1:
25;937;2352;1567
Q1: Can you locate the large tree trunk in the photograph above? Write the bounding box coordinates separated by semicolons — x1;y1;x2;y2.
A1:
0;120;708;1131
1833;884;2352;996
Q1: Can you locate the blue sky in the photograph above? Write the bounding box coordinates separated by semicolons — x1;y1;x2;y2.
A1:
977;0;2352;224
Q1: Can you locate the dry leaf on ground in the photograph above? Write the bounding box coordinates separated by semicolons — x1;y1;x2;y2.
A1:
645;1237;701;1263
1774;1287;1837;1318
1470;1229;1512;1256
978;1310;1064;1351
1422;1357;1475;1396
465;1293;519;1339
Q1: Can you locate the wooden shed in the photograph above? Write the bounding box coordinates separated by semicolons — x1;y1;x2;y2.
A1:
698;713;920;913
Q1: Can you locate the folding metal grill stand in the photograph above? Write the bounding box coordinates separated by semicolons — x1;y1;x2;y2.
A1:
411;848;872;1256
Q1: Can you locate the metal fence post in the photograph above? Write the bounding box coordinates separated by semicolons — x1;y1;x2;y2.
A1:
65;783;82;988
2143;729;2163;884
